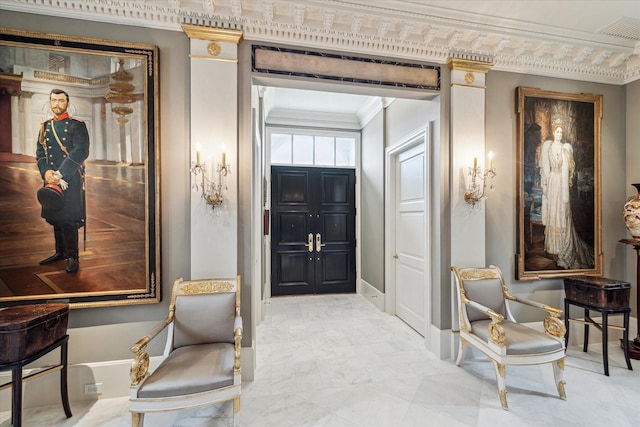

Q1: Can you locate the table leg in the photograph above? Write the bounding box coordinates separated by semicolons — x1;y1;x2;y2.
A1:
623;311;633;370
635;247;640;347
564;300;570;351
61;339;72;417
12;367;22;427
602;312;609;376
583;308;590;352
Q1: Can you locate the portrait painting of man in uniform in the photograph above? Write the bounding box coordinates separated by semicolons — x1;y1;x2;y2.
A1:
0;28;160;307
516;87;603;280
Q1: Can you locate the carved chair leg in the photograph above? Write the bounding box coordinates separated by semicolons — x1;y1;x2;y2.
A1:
233;396;241;427
455;337;467;366
491;360;508;410
132;412;144;427
552;358;567;400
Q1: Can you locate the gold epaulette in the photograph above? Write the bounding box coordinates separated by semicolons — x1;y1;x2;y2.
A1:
69;116;84;123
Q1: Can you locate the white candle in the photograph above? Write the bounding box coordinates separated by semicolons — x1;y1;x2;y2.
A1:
488;151;494;170
473;156;477;171
196;150;201;165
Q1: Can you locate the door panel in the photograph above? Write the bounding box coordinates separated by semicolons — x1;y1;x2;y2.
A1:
395;144;427;336
320;251;350;281
272;166;355;296
279;213;309;244
279;252;310;284
321;174;350;203
323;213;348;241
271;168;315;295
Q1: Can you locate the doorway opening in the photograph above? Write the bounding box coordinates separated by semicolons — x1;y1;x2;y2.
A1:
250;81;440;340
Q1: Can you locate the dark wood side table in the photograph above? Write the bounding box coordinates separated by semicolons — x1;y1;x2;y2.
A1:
619;238;640;360
564;298;632;376
0;335;72;427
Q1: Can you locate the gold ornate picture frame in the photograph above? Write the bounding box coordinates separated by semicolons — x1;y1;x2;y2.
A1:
0;28;160;307
516;87;602;280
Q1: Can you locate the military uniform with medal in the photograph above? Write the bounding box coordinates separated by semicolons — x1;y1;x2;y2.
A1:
36;89;90;273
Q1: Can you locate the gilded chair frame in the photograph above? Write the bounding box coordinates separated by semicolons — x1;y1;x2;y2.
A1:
129;276;242;426
451;265;566;410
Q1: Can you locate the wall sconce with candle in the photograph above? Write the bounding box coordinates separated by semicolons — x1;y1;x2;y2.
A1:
191;147;230;213
464;151;496;208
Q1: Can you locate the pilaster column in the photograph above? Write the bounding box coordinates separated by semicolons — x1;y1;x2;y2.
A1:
91;98;104;161
448;58;492;352
132;99;144;164
104;108;116;162
10;94;20;154
182;25;243;278
18;92;34;156
449;58;492;267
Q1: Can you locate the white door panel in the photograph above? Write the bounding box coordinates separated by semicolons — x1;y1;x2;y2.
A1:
395;143;427;335
396;263;425;324
398;211;424;259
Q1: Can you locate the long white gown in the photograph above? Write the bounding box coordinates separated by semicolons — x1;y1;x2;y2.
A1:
540;139;594;269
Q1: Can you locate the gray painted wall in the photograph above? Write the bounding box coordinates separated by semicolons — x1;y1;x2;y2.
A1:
361;109;385;292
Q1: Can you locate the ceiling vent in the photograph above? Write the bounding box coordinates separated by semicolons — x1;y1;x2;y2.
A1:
600;17;640;40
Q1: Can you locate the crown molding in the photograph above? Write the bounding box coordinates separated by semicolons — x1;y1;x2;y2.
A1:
1;0;638;85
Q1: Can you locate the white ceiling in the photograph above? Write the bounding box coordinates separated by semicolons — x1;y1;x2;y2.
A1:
264;88;373;114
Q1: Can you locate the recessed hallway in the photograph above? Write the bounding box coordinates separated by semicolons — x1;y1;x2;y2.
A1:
2;294;638;426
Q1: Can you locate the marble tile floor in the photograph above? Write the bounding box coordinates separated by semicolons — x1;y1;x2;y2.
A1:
1;293;638;427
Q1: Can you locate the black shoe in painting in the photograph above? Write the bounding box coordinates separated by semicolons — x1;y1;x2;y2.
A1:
40;252;64;264
66;258;79;273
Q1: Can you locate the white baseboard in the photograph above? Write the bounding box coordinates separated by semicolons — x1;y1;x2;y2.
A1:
359;279;385;311
0;357;156;411
0;346;257;411
242;347;255;382
429;325;452;360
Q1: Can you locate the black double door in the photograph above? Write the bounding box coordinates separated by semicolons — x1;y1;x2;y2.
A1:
271;166;356;296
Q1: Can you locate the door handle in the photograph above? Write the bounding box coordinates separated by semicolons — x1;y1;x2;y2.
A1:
315;233;326;252
307;233;314;252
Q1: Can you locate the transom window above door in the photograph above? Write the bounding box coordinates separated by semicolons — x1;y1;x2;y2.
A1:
269;129;357;167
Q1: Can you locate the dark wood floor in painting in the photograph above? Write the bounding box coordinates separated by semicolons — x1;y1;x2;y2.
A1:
0;154;146;300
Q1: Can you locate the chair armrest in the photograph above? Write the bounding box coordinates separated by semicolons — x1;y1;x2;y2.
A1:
234;315;243;373
465;299;504;323
129;311;174;386
131;312;174;354
510;296;566;339
234;315;243;334
512;295;562;316
464;299;506;347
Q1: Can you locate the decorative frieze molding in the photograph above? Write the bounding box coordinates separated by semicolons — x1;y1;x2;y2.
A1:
1;0;639;84
252;45;440;90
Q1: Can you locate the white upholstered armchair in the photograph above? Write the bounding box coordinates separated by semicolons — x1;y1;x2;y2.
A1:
129;276;242;426
451;265;566;410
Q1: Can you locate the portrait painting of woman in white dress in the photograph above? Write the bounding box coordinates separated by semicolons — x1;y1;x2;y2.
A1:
539;119;594;269
517;87;602;280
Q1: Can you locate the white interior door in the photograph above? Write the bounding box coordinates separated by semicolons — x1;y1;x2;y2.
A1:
394;143;427;336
